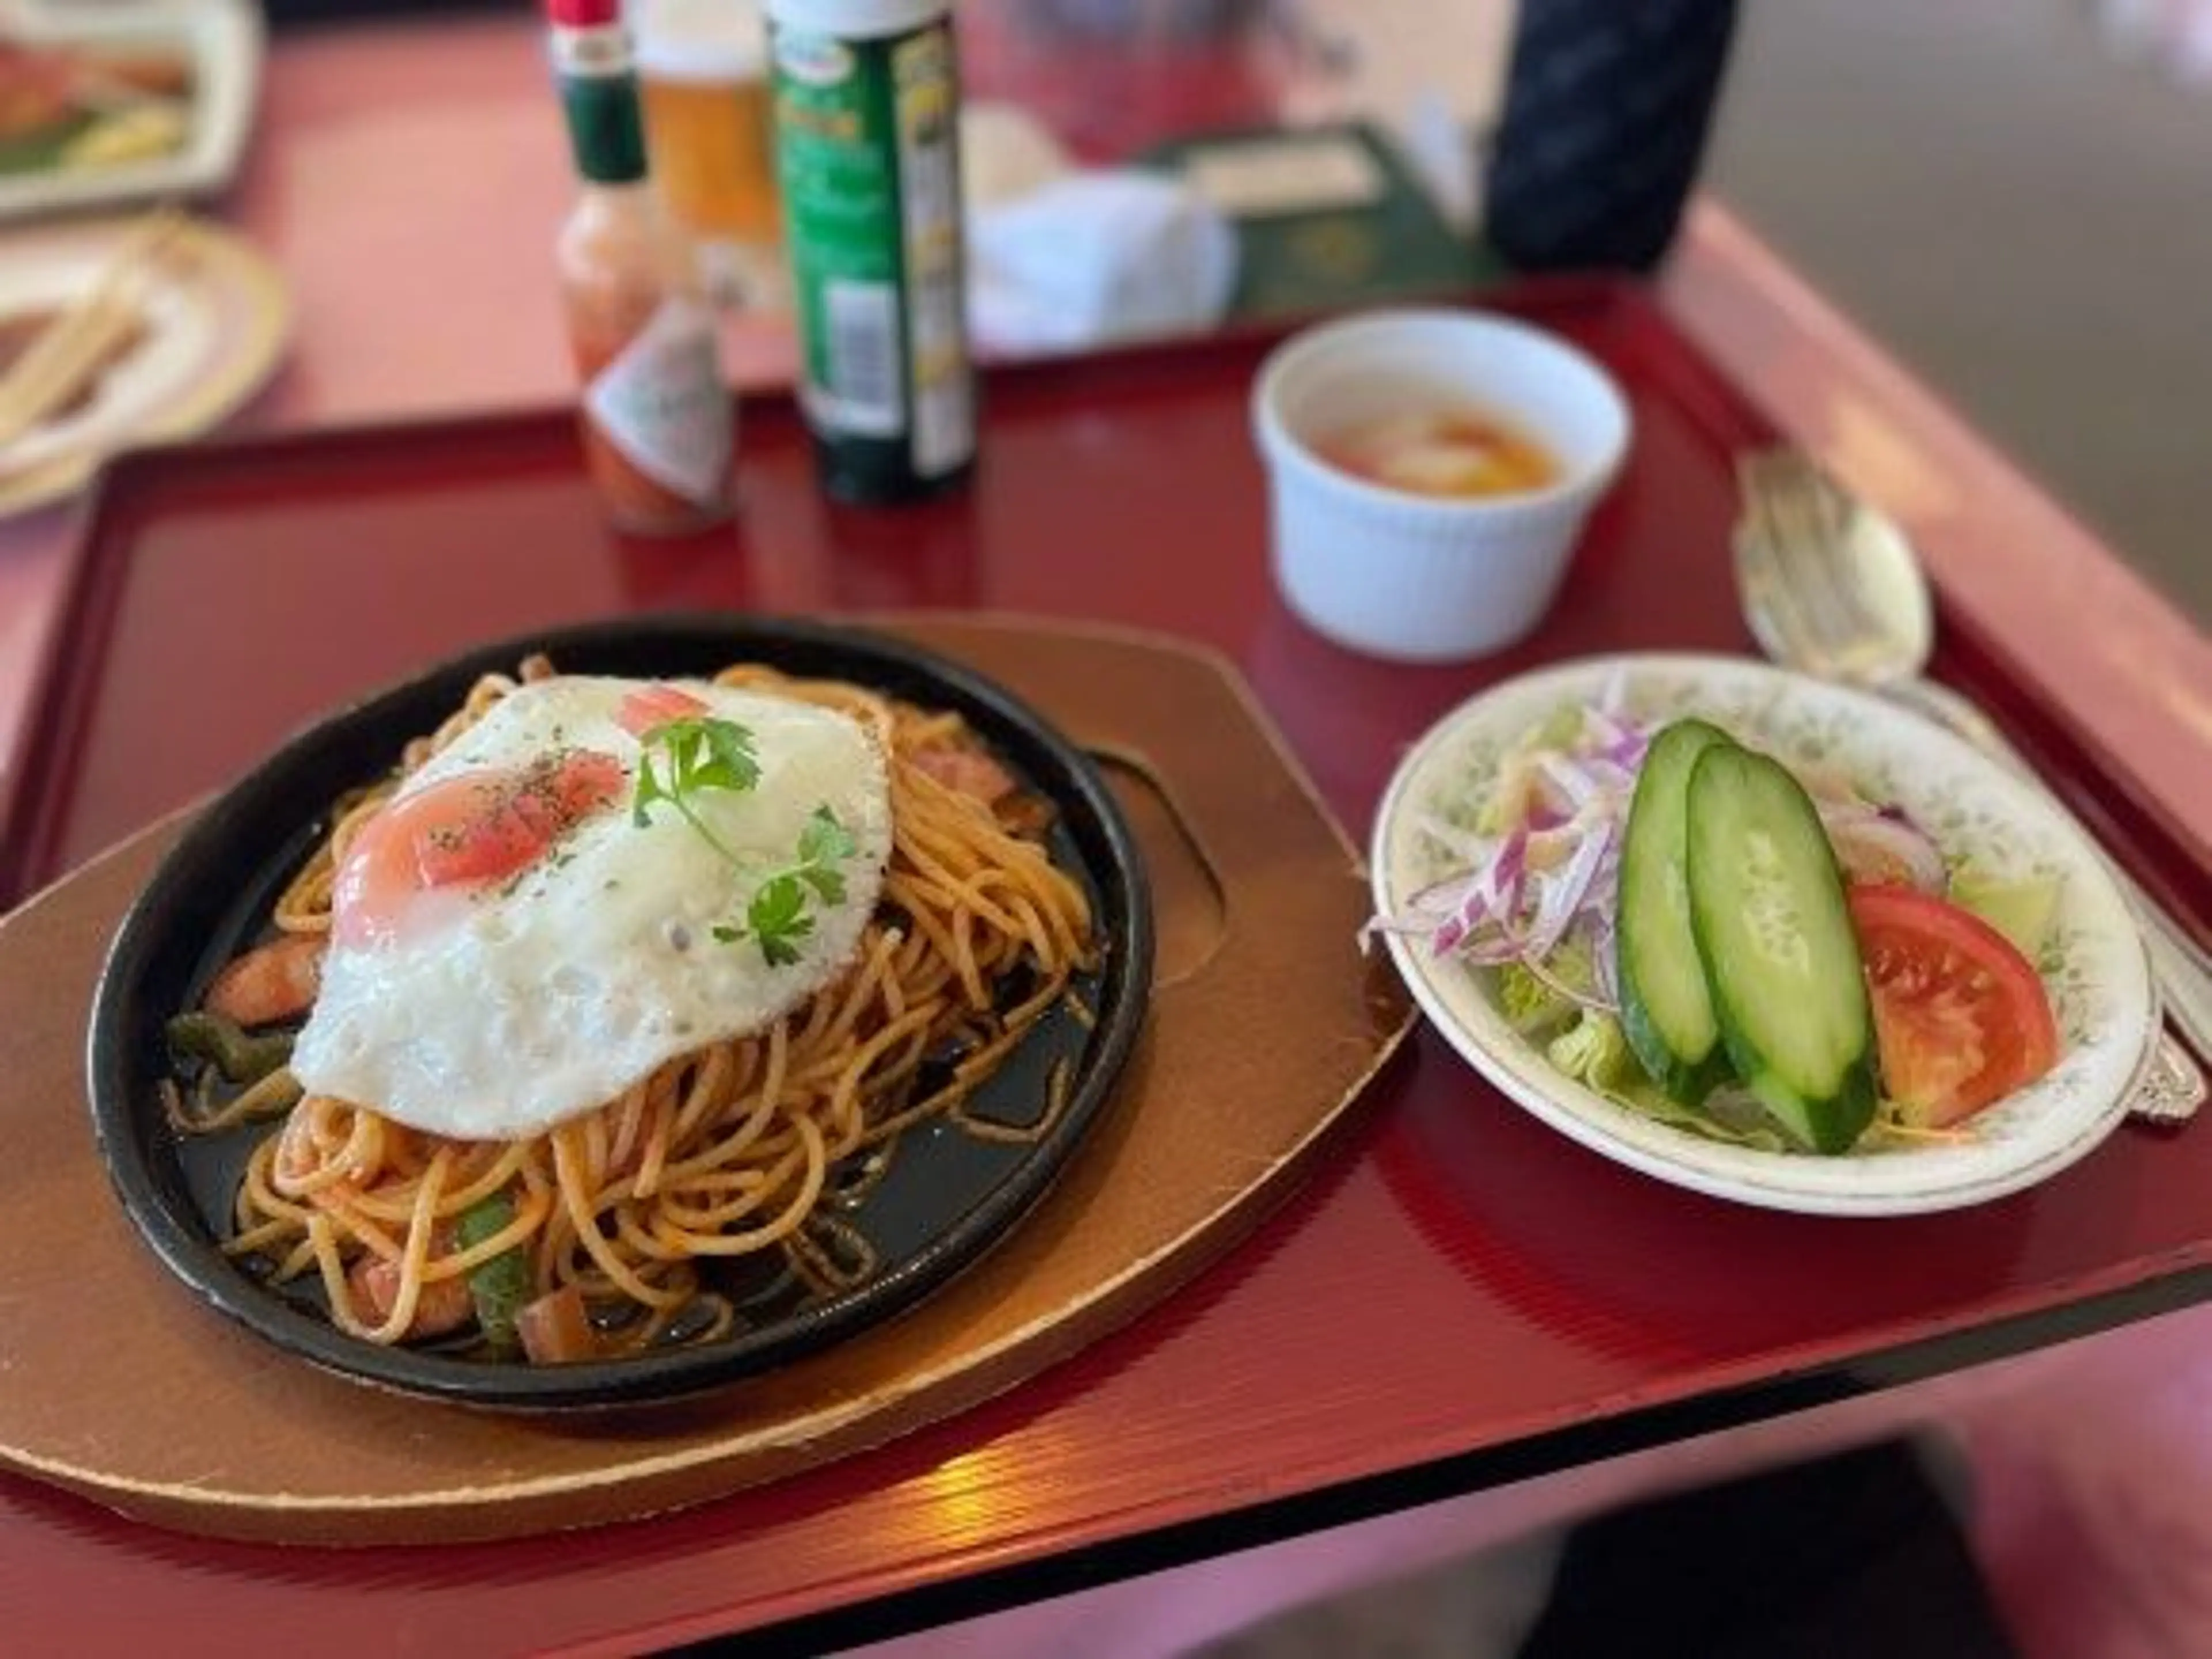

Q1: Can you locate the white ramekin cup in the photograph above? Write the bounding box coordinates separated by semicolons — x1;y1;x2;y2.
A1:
1251;308;1633;663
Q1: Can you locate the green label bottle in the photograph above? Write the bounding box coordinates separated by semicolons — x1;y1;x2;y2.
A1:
766;0;975;505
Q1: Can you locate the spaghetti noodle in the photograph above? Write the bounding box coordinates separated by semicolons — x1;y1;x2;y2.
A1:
170;658;1097;1363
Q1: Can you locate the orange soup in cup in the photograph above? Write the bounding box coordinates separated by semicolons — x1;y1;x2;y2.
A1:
1312;410;1559;499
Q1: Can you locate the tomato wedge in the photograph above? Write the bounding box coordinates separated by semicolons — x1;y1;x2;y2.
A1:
408;751;626;887
1847;883;2060;1128
332;749;626;944
908;741;1016;806
618;683;710;737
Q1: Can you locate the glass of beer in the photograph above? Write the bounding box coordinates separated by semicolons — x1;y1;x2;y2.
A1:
634;0;785;309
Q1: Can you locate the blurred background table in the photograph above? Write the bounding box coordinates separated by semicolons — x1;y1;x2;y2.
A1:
3;4;2206;832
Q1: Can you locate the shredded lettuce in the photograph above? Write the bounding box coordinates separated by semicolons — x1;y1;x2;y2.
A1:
1496;933;1600;1035
1624;1087;1797;1153
1498;961;1571;1034
1545;1009;1637;1094
1543;1007;1801;1151
1949;863;2062;961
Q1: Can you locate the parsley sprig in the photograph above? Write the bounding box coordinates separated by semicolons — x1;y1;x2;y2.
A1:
712;806;861;966
632;716;760;858
630;715;859;969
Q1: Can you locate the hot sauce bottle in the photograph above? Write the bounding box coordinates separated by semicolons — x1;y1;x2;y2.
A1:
547;0;736;534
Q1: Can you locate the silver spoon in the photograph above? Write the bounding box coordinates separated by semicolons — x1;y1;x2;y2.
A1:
1733;446;2208;1127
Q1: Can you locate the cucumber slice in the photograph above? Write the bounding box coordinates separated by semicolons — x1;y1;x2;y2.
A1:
1685;745;1878;1154
1616;718;1738;1103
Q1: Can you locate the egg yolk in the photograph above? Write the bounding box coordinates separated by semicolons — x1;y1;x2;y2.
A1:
332;748;627;945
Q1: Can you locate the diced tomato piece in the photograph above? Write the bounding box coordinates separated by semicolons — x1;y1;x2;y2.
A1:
910;743;1016;806
409;751;624;886
399;774;544;887
1848;884;2062;1128
203;933;327;1027
349;1253;474;1340
515;1285;599;1365
618;683;711;737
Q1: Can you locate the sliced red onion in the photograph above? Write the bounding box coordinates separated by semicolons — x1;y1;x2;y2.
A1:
1361;867;1478;953
1517;946;1594;1009
1585;834;1624;924
1821;804;1946;891
1456;929;1533;967
1525;800;1569;834
1537;753;1597;808
1399;870;1483;917
1493;823;1530;897
1601;730;1652;774
1368;692;1648;993
1521;819;1615;962
1434;825;1529;957
1589;756;1640;794
1588;911;1621;1008
1586;706;1650;763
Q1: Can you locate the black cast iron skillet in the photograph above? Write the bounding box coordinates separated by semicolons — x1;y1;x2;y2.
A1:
87;613;1153;1410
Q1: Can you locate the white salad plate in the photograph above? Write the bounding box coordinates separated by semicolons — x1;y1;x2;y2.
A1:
1369;653;2160;1217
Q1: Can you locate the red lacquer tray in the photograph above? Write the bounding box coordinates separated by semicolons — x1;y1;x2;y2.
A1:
4;278;2210;1656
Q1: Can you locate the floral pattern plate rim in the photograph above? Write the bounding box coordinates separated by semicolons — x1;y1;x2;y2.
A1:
1369;653;2158;1217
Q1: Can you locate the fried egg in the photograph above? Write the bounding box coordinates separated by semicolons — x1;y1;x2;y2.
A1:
289;675;893;1140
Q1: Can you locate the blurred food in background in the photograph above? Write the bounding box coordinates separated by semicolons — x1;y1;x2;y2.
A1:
0;35;196;179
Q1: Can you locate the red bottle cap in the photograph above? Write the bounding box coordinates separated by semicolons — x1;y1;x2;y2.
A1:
546;0;620;26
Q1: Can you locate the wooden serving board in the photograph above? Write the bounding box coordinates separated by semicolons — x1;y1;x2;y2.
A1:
0;618;1413;1545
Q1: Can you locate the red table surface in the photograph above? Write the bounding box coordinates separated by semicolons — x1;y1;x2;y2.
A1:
5;279;2210;1656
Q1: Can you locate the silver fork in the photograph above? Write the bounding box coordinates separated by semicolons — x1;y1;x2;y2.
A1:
1733;446;2207;1128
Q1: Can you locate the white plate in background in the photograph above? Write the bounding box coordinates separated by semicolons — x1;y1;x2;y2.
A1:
0;211;289;517
0;0;263;224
